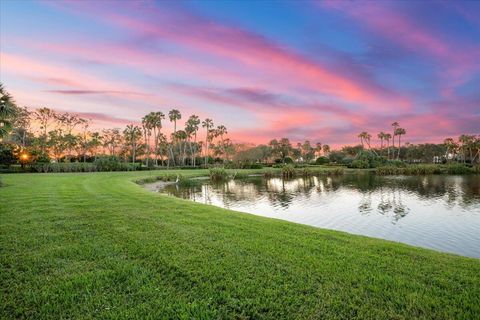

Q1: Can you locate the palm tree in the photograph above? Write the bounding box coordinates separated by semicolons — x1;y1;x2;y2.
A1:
358;132;365;148
142;113;154;167
168;109;181;134
0;84;16;140
395;127;406;159
168;109;181;166
216;125;227;161
391;122;399;159
150;111;165;166
384;133;392;159
123;124;142;169
378;132;386;149
202;118;213;165
186;115;200;166
358;132;371;149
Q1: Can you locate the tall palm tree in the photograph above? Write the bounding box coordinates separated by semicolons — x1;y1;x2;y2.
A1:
202;118;213;165
358;132;365;148
168;109;181;134
391;122;399;159
378;132;386;149
186;115;200;166
142;113;154;167
168;109;181;166
216;125;228;161
358;132;371;149
151;111;165;166
123;124;142;169
395;127;406;159
384;133;392;159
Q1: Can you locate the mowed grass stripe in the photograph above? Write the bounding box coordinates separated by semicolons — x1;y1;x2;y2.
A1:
1;170;479;319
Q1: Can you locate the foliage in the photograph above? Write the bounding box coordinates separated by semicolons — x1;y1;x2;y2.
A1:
94;156;131;171
209;167;229;181
376;164;475;175
350;159;370;169
281;164;295;178
315;156;330;165
283;156;293;164
0;143;18;166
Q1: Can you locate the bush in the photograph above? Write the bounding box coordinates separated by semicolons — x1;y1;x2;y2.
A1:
209;167;229;181
386;160;407;167
31;162;97;173
350;159;370;169
225;162;263;169
94;156;125;171
376;164;474;175
284;157;294;164
445;164;473;174
315;156;330;165
0;143;18;166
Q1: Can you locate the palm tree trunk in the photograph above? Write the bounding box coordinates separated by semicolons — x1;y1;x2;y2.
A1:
397;135;401;160
132;143;136;170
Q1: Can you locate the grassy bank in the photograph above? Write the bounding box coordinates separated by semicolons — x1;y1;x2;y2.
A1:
1;170;479;319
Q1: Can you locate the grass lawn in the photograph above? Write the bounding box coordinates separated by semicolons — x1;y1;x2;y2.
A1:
1;170;479;319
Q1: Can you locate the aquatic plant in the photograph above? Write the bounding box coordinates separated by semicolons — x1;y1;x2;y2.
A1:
209;167;229;181
282;164;295;178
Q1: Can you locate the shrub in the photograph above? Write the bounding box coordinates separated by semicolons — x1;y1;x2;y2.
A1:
350;159;370;169
445;164;472;174
284;156;294;164
315;156;330;165
225;162;263;169
386;160;407;167
94;156;123;171
31;162;97;173
328;151;347;164
209;167;229;181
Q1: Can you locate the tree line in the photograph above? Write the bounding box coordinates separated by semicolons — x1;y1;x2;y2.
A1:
1;83;479;169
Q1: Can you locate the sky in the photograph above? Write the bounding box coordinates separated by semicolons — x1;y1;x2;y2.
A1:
1;0;479;147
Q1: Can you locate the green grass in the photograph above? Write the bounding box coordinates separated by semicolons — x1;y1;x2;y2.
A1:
1;170;479;319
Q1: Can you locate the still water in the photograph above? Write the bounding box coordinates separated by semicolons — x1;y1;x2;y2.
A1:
161;173;480;258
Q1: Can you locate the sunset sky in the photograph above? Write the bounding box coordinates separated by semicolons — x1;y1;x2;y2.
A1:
1;0;479;147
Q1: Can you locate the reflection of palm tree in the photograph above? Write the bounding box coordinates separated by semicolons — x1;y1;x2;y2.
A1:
392;187;409;223
358;192;373;214
377;188;393;214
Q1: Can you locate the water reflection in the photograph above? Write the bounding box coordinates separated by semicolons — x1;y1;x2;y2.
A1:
162;173;480;258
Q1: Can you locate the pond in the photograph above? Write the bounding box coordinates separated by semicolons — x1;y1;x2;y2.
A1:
160;173;480;258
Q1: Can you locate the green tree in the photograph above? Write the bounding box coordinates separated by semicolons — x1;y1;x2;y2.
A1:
394;127;406;159
123;125;142;169
202;118;213;165
0;83;17;140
